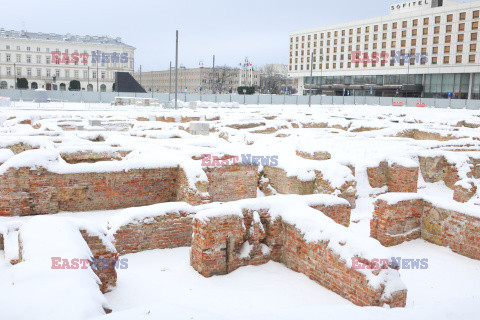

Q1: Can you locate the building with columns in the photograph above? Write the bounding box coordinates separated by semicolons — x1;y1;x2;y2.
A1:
0;29;135;92
289;0;480;99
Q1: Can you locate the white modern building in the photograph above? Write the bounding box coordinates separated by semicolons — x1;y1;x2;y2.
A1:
0;29;135;92
289;0;480;99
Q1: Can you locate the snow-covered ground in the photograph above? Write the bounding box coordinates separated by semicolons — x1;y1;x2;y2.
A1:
0;102;480;319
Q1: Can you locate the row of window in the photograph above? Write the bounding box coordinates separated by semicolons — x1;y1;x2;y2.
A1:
291;10;480;43
291;22;480;51
0;67;110;79
291;54;478;71
0;53;132;68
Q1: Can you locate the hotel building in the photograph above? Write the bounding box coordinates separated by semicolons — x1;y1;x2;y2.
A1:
0;29;135;92
289;0;480;99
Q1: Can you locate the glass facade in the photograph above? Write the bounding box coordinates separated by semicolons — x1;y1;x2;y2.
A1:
305;73;479;99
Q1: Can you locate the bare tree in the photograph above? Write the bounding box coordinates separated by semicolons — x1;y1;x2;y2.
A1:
260;64;288;94
214;66;234;93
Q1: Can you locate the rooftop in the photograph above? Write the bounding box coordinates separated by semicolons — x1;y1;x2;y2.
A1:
0;28;133;48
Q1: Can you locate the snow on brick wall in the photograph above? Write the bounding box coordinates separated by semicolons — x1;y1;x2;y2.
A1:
204;165;258;203
371;193;480;260
191;196;406;308
367;162;419;193
0;167;178;216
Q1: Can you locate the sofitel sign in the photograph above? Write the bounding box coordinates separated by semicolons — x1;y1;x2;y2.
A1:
391;0;430;12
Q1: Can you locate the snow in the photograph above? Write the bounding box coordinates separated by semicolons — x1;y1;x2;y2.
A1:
91;244;480;320
0;216;109;320
1;102;480;319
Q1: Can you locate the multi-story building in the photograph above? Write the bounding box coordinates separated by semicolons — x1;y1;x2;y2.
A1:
134;66;261;94
0;29;135;92
289;0;480;99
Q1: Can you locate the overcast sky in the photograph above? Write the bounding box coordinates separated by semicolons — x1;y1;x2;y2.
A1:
2;0;469;71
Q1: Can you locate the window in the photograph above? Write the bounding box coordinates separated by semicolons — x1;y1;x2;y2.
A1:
413;19;418;27
458;34;464;42
46;57;51;64
383;24;388;30
469;55;476;63
446;35;451;43
447;14;453;22
423;28;429;35
92;72;97;79
411;39;417;46
401;40;406;47
26;55;31;63
402;21;407;28
65;70;70;78
471;43;477;52
424;18;429;25
16;55;21;62
422;38;428;45
16;46;20;50
446;25;452;33
459;23;465;31
412;29;417;36
6;45;10;50
37;47;40;52
434;26;440;34
456;55;462;63
443;56;450;64
37;69;41;77
27;69;32;76
474;10;480;19
457;44;463;52
433;47;439;54
374;25;379;31
46;69;51;77
433;36;439;44
473;22;479;30
435;16;441;24
402;30;407;37
392;32;397;38
472;33;478;41
55;70;60;77
460;12;466;20
444;46;450;53
6;54;10;62
391;41;396;47
393;22;397;29
36;56;41;63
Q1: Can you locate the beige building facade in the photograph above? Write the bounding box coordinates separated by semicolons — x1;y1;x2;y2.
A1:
289;0;480;99
134;67;261;93
0;29;135;92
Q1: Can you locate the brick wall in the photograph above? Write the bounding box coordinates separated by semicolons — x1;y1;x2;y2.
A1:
80;230;118;293
367;162;418;193
0;167;178;216
422;202;480;260
204;164;258;202
371;194;480;260
281;223;406;307
370;198;423;246
191;202;406;308
315;171;357;208
262;166;315;195
309;203;351;227
110;212;194;255
296;150;331;161
453;182;477;203
419;156;460;189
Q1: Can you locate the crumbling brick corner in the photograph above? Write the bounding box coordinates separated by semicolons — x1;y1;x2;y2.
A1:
80;230;118;293
370;197;423;247
367;161;419;193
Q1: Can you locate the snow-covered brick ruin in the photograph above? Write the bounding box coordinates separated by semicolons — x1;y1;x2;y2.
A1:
0;103;480;319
